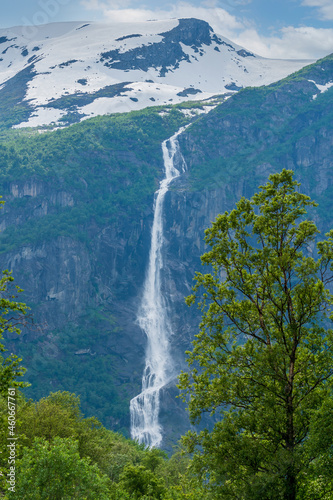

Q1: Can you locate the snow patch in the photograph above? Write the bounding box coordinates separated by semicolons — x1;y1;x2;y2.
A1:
309;79;333;94
13;107;66;128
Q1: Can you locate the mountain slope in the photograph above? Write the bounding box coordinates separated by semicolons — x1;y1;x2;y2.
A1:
0;18;312;128
179;52;333;218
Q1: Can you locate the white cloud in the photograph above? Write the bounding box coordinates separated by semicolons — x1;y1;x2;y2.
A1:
81;1;246;40
81;1;239;26
235;26;333;59
302;0;333;20
80;0;333;60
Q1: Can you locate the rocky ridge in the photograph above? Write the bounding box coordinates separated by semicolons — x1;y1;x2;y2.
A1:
0;18;312;128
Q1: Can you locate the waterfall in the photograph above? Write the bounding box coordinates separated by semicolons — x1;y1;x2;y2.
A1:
130;126;187;448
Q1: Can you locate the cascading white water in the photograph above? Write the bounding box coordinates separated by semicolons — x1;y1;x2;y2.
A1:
130;126;187;448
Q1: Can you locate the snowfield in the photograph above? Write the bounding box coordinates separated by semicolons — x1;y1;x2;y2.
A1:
0;18;314;128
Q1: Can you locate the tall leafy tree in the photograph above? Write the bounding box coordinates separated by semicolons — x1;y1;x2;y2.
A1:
179;170;333;500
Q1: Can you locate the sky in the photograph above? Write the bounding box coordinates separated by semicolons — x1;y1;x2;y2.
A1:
0;0;332;59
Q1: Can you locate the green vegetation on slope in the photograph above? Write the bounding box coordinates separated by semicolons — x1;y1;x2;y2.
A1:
19;312;134;436
0;105;190;253
0;65;36;130
182;54;333;222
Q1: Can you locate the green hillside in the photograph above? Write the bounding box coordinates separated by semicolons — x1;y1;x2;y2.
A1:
180;54;333;227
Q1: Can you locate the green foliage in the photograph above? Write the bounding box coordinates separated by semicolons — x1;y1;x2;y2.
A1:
18;391;82;445
141;447;168;472
0;354;27;397
297;398;333;499
179;170;333;499
0;261;29;493
12;391;142;471
12;437;111;500
0;390;142;497
117;464;166;499
161;450;211;500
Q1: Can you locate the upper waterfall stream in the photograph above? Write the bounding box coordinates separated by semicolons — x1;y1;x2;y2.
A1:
130;126;187;448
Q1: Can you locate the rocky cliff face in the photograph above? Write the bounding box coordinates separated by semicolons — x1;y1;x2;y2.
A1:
178;54;333;226
0;173;153;426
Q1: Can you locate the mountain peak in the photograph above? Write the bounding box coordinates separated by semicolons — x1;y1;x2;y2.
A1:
159;18;213;47
0;18;314;129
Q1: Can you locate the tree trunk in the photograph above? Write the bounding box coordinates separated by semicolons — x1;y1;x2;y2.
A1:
285;468;297;500
285;350;296;500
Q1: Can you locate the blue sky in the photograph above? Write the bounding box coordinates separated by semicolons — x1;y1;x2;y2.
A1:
1;0;332;59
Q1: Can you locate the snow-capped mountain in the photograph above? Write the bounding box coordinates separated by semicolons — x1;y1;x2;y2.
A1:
0;18;313;128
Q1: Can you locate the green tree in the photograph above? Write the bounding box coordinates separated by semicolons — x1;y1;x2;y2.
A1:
297;398;333;499
13;436;111;500
0;267;29;396
18;391;82;445
117;463;166;499
179;170;333;500
141;447;167;473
